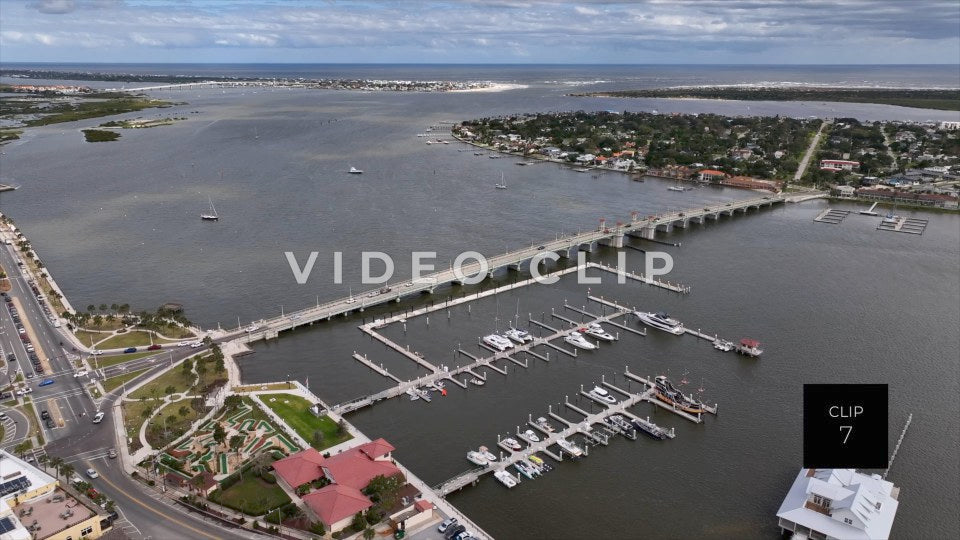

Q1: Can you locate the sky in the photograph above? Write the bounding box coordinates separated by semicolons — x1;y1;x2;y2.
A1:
0;0;958;64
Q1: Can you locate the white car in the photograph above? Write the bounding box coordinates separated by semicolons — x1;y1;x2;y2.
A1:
15;388;33;396
438;518;458;533
86;468;99;479
190;341;203;348
177;341;188;347
92;411;105;424
74;370;88;378
90;349;103;355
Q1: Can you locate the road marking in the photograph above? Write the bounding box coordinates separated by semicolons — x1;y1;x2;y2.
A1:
90;464;221;540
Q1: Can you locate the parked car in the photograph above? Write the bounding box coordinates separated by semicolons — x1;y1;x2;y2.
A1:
123;347;137;353
45;418;55;429
438;518;458;533
40;410;51;420
147;344;161;351
38;379;55;387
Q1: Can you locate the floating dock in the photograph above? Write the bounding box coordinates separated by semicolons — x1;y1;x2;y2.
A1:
877;216;928;235
814;208;851;224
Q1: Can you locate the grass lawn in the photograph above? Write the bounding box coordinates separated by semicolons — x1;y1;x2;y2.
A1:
20;400;40;441
234;382;295;393
95;331;176;349
145;399;203;450
121;400;154;452
95;351;162;368
74;329;114;346
209;476;290;516
103;368;149;393
261;393;352;451
130;368;195;399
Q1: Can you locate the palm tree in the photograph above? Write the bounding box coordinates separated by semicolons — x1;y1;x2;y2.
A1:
48;455;64;477
38;454;49;472
60;463;76;484
14;441;32;458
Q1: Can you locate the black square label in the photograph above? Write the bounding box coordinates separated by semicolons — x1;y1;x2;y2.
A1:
803;384;887;469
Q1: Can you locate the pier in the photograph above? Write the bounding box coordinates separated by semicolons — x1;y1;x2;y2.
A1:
814;208;851;224
433;368;718;497
877;216;928;235
221;195;784;346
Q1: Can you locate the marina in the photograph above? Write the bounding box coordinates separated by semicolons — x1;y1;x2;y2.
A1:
813;208;851;224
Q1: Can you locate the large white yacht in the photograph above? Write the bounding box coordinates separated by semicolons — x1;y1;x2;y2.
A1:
466;451;489;467
563;331;596;349
634;311;685;335
482;334;514;351
556;438;583;458
504;328;533;344
494;470;518;488
522;429;540;442
478;446;497;462
583;323;615;341
589;386;617;404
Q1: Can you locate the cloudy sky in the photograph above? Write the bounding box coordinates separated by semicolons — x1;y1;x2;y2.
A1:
1;0;958;64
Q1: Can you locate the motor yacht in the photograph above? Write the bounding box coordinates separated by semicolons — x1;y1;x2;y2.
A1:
478;446;497;462
466;451;488;467
563;331;597;349
522;429;540;442
482;334;513;351
502;438;522;451
535;417;555;432
504;328;533;344
469;377;485;386
583;323;615;341
713;338;734;352
556;438;583;458
589;386;617;404
634;311;685;335
494;470;518;488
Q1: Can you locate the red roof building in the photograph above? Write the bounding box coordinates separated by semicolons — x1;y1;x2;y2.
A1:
324;449;402;490
302;485;373;531
273;448;327;488
356;438;395;461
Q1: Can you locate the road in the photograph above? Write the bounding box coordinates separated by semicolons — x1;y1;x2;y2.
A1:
794;119;832;182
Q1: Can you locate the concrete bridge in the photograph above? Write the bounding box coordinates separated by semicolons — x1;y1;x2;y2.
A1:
222;194;784;344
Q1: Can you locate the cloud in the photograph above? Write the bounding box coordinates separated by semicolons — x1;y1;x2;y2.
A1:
28;0;76;14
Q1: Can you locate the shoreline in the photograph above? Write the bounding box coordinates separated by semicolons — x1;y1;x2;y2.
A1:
449;82;529;93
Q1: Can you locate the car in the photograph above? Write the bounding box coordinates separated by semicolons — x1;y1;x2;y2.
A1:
177;341;188;347
90;349;103;355
0;412;7;420
38;379;55;387
74;370;88;378
438;518;458;533
45;418;55;429
537;245;546;250
0;393;9;400
40;410;51;420
92;411;105;424
86;468;99;479
444;524;466;540
147;344;161;351
123;347;137;353
17;328;25;335
190;341;203;348
24;374;34;381
107;448;117;459
6;353;15;362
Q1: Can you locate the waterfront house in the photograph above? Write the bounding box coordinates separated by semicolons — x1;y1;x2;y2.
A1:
820;159;860;172
776;468;899;540
698;169;727;183
833;185;856;198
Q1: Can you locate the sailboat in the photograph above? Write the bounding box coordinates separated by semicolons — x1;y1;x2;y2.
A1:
349;166;364;174
201;196;219;221
667;178;686;192
495;172;507;189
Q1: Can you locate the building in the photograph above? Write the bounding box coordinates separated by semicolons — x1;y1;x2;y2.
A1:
698;169;727;183
820;159;860;172
833;185;856;198
777;468;900;540
939;121;960;130
1;450;111;540
273;439;404;533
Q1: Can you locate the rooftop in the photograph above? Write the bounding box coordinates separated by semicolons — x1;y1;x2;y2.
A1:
302;484;371;526
11;489;95;540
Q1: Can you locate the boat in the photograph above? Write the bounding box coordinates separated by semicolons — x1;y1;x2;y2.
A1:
482;334;513;351
522;429;540;442
713;338;735;352
634;311;685;335
469;377;485;386
556;438;583;458
589;386;617;404
535;417;555;432
504;328;533;344
495;172;507;190
654;375;706;414
528;455;552;472
668;185;686;192
736;338;763;357
201;196;219;221
418;389;432;402
478;446;497;462
502;438;522;451
514;461;536;480
434;381;445;389
583;323;615;342
466;451;489;467
405;388;419;401
473;151;484;156
630;415;669;440
882;213;900;223
348;166;363;174
524;458;543;475
494;470;518;488
563;331;596;350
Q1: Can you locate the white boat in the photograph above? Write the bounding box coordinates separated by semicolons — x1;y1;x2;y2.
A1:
522;429;540;442
504;328;533;344
201;195;219;221
589;386;617;404
495;172;507;190
583;323;615;342
466;451;488;467
634;311;685;335
514;461;536;480
348;166;363;174
434;381;445;389
478;446;497;462
882;213;900;223
563;331;596;350
502;438;522;451
469;377;485;386
406;388;419;401
535;417;555;432
736;338;764;357
667;185;686;192
556;438;583;458
713;338;734;352
494;470;518;488
482;334;513;351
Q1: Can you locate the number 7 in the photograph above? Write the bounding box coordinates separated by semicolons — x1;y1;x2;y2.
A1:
840;425;853;444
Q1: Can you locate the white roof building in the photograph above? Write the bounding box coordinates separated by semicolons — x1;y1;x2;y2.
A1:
777;468;900;540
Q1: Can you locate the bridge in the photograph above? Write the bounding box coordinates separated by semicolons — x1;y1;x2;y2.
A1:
107;81;264;93
218;194;785;344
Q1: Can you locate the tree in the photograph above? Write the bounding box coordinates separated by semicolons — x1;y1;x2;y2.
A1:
87;304;95;313
164;385;176;395
110;303;119;312
178;405;190;417
229;434;245;453
99;303;108;311
351;512;366;533
224;395;242;410
38;454;49;471
311;430;324;448
202;335;213;346
363;527;375;540
60;463;75;483
48;455;64;476
213;422;226;446
182;357;193;375
215;356;225;374
336;419;347;437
